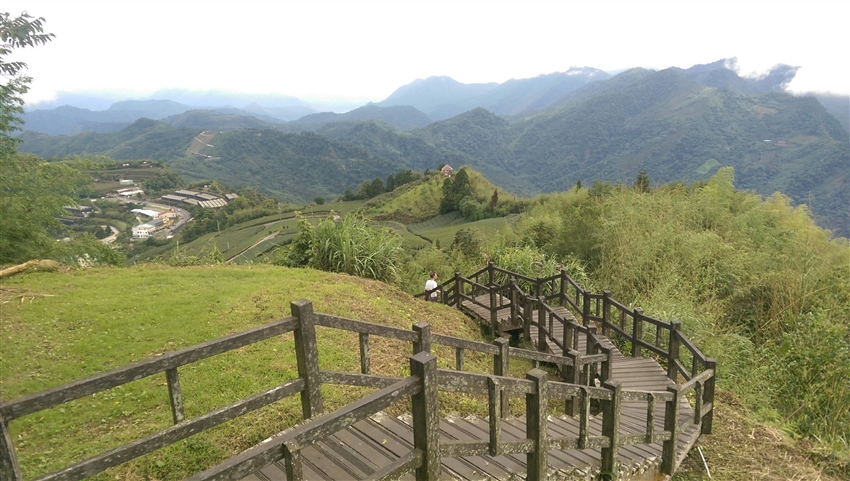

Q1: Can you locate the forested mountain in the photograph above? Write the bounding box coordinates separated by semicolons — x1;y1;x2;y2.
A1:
19;118;197;160
161;109;280;130
378;67;610;120
284;104;432;131
18;65;849;235
21;99;193;135
168;130;404;203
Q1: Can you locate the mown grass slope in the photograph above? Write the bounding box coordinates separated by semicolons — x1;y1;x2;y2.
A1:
0;265;498;480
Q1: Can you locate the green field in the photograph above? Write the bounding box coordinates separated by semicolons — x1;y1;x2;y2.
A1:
92;167;164;194
411;214;520;247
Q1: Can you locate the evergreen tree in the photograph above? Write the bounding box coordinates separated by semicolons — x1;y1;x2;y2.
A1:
635;169;651;193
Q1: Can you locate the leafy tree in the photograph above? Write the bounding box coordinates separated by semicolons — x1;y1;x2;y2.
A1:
314;196;325;205
1;12;54;158
142;169;184;196
635;169;651;193
385;174;395;192
366;178;384;198
490;189;499;211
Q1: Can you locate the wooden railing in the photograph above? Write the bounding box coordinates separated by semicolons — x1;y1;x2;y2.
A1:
0;294;701;481
428;262;717;441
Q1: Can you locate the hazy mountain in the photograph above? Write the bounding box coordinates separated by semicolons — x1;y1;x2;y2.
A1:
168;130;405;203
18;118;197;160
21;100;195;135
285;104;432;131
378;68;610;120
162;109;280;130
812;93;850;132
18;63;849;235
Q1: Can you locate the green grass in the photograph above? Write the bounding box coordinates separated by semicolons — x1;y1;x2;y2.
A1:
0;265;523;480
413;214;519;247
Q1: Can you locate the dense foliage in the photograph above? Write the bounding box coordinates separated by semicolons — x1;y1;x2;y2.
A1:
514;167;850;449
273;214;404;283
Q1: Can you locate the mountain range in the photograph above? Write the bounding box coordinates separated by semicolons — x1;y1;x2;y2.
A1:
17;59;850;236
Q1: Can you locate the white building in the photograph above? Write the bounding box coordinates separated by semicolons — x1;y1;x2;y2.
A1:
132;218;164;239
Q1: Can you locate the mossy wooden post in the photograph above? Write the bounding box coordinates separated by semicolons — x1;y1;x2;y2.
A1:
291;299;323;418
0;412;22;481
411;352;440;481
702;358;717;434
489;284;499;334
283;443;303;481
601;291;612;336
582;290;591;326
537;297;547;353
585;325;598;384
413;321;432;354
454;272;462;310
526;369;548;481
600;380;623;477
493;337;510;418
661;385;682;475
632;308;644;358
559;268;567;307
562;349;581;416
488;377;502;456
359;333;370;374
165;367;185;424
667;321;681;381
488;261;495;285
510;280;518;326
523;295;532;343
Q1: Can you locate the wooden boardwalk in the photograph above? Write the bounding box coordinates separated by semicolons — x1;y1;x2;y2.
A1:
240;297;699;480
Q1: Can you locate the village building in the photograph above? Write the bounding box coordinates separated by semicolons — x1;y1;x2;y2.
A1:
131;218;164;239
441;165;454;176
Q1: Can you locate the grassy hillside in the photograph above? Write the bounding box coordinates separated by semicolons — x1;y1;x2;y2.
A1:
1;266;844;480
0;266;495;480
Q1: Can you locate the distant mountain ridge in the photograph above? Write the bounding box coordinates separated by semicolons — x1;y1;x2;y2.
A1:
18;60;850;236
378;67;611;120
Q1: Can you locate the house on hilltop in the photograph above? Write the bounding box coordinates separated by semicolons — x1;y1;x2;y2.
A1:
441;165;453;176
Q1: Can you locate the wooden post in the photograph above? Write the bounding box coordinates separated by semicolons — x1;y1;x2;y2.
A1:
562;349;581;417
411;352;440;481
493;337;510;418
582;290;591;326
600;346;613;383
537;297;546;353
600;380;622;477
0;413;22;481
455;347;464;371
359;333;370;374
585;325;597;385
510;280;518;326
559;269;567;307
602;291;612;336
526;369;548;481
488;261;495;285
489;285;499;334
488;377;502;456
632;308;644;358
165;367;185;424
292;299;323;418
413;321;432;354
535;277;542;298
454;272;462;310
523;296;532;343
667;321;681;381
283;443;303;481
661;385;682;475
702;358;717;434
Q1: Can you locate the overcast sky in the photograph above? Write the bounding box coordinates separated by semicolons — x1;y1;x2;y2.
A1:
6;0;850;107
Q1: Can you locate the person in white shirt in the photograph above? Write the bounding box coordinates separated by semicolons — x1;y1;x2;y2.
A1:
425;272;439;302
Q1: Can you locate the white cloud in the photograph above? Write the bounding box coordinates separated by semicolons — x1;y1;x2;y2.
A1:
6;0;849;105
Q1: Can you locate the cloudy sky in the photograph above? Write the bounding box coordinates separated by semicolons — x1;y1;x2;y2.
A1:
6;0;850;107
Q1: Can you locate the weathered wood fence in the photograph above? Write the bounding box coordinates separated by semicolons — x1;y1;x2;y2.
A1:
1;263;715;480
428;262;716;407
